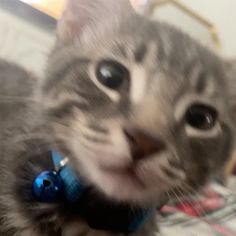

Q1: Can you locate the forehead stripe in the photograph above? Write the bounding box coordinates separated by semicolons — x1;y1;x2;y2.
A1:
134;43;147;63
130;66;146;104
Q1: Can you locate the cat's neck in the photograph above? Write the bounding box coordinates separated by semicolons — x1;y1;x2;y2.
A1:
13;144;159;236
62;217;157;236
33;150;159;234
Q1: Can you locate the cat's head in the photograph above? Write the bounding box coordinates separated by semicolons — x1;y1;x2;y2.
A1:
42;0;235;206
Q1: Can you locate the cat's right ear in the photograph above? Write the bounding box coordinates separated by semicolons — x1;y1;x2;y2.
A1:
57;0;135;43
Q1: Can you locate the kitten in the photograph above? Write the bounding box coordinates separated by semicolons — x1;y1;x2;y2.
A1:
0;0;235;235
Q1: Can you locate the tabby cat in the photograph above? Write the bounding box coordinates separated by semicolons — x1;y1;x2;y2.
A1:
0;0;235;235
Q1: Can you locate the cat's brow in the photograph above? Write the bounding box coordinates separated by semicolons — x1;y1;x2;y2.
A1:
134;43;147;63
195;71;207;93
112;44;128;58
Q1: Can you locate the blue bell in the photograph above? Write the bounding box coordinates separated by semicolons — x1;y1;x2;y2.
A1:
33;170;63;202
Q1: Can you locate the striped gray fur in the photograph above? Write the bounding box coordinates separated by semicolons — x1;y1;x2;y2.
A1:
0;0;236;235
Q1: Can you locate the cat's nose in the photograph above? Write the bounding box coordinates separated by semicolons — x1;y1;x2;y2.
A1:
124;127;166;161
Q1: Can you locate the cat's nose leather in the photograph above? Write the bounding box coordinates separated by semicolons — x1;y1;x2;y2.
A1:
124;128;165;161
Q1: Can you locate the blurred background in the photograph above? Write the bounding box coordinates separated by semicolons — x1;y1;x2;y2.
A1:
0;0;236;179
1;0;236;75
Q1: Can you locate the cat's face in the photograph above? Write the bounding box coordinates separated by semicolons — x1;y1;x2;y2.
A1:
42;0;235;206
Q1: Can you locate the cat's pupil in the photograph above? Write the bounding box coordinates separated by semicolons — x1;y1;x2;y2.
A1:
96;60;129;90
186;104;217;130
43;180;52;188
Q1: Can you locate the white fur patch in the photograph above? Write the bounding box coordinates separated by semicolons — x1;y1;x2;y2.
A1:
130;66;147;103
185;122;222;137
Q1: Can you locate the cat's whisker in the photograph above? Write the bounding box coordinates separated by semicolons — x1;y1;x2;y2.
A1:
169;187;185;207
165;190;172;202
176;185;206;216
9;131;71;152
171;184;205;219
178;183;217;236
0;95;39;103
26;145;52;156
10;133;50;144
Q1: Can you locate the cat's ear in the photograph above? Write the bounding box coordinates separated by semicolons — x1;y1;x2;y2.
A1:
57;0;135;43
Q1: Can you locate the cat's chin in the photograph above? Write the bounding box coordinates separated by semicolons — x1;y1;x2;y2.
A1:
90;165;172;206
73;151;186;206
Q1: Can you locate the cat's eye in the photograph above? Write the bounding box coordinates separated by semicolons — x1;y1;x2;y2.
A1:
96;60;129;90
185;104;218;130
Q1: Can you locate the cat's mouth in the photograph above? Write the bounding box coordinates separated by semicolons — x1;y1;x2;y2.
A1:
99;126;166;186
70;126;185;204
94;152;182;205
97;128;163;194
101;165;146;188
97;164;151;204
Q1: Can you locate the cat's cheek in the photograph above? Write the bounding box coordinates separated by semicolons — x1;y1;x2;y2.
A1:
83;154;184;204
89;169;167;204
135;152;186;186
68;133;131;169
66;116;131;168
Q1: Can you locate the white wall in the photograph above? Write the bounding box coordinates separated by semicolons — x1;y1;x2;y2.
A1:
0;7;54;76
152;0;236;59
0;0;235;72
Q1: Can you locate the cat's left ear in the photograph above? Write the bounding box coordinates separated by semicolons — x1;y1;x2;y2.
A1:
57;0;135;43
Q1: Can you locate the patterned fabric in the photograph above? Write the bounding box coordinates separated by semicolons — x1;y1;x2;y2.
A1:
158;179;236;236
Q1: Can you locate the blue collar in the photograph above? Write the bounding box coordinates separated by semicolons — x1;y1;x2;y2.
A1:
52;151;86;202
33;151;157;234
